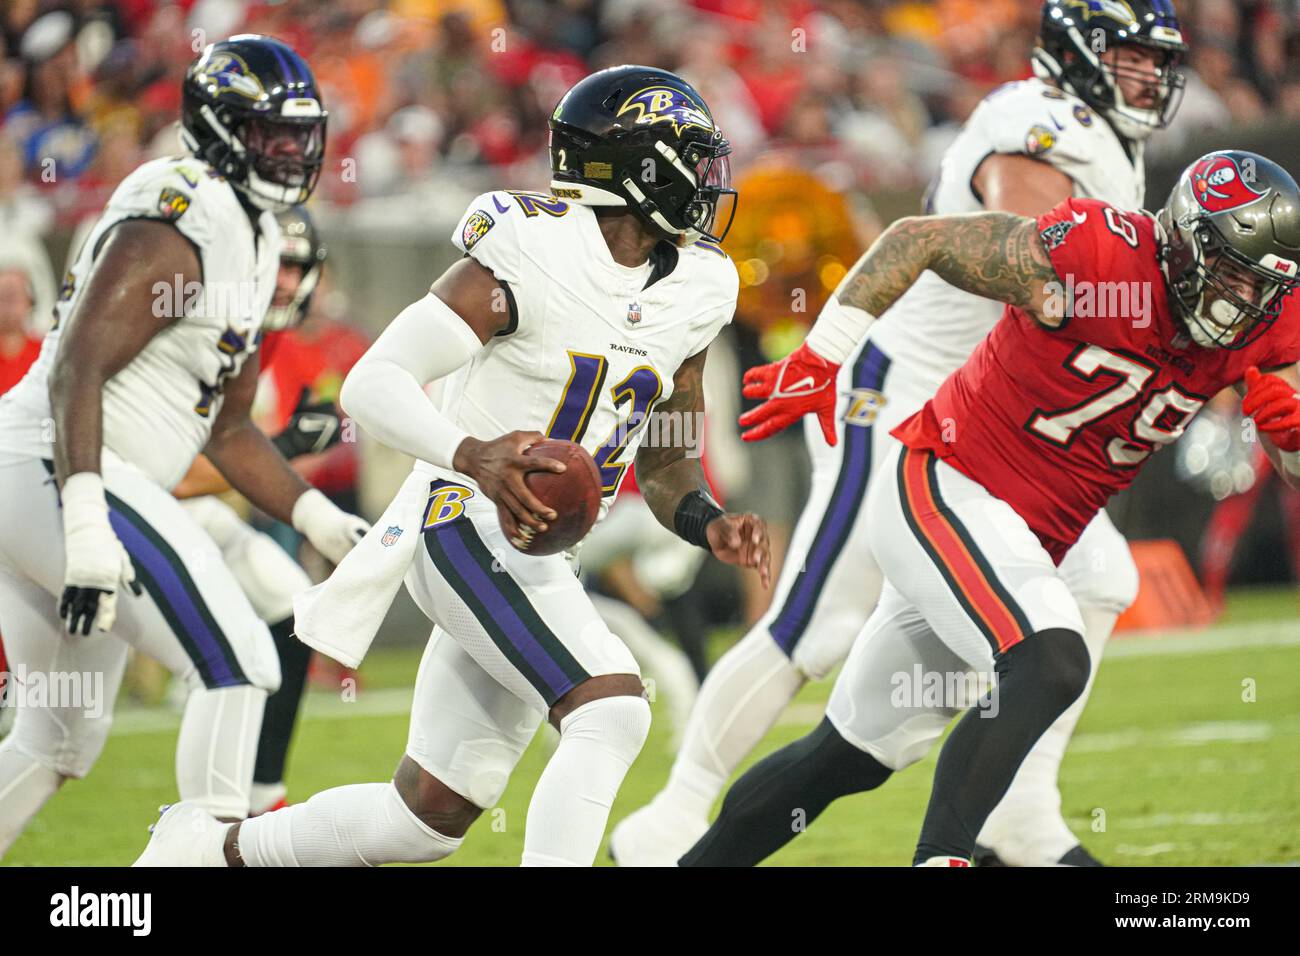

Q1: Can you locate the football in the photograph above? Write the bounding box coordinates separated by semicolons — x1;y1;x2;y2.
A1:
499;439;602;555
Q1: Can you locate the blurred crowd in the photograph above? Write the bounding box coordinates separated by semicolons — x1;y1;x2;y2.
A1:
4;0;1300;236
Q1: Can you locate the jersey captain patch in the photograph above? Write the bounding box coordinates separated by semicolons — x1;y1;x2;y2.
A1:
461;210;495;250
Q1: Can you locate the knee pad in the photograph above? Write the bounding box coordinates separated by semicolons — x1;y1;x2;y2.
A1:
228;529;313;625
998;629;1090;714
559;695;651;766
5;705;113;779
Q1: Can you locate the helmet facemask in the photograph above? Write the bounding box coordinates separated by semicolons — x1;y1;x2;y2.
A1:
1033;2;1188;144
616;130;737;245
237;114;325;212
1176;234;1295;349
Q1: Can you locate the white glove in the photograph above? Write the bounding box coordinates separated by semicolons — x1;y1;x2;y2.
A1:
292;488;370;565
60;472;141;635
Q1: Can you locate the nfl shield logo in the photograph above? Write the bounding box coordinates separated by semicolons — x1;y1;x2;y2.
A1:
381;525;403;547
627;302;642;326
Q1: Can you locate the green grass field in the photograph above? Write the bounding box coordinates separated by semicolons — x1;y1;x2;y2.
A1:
6;587;1299;866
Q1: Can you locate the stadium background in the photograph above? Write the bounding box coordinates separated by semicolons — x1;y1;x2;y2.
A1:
2;0;1299;865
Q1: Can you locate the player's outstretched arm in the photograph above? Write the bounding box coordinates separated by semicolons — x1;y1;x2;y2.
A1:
740;212;1065;444
834;212;1062;326
48;220;195;634
637;347;771;587
1240;364;1300;491
205;352;368;563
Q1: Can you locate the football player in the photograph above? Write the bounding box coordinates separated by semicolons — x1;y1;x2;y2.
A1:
614;0;1188;867
172;205;340;816
680;148;1300;866
135;65;770;867
0;36;366;856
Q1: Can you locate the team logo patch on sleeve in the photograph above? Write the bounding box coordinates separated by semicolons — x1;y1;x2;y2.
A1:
1040;218;1079;250
157;187;191;221
1026;124;1057;155
462;210;495;250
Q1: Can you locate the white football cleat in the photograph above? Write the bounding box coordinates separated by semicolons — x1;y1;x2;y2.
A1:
609;799;710;867
132;802;229;867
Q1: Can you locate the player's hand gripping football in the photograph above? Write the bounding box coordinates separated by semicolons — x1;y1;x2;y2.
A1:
705;512;772;589
1243;365;1300;452
738;343;841;445
453;431;565;544
59;473;143;635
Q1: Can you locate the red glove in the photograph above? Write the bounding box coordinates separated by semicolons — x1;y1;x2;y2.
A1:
738;343;841;445
1242;365;1300;452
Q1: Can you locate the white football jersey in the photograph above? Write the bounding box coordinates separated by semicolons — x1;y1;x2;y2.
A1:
868;77;1145;396
0;155;279;489
428;189;738;516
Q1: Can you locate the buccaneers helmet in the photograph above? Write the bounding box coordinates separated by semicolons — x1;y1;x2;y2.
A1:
265;205;327;330
1158;150;1300;350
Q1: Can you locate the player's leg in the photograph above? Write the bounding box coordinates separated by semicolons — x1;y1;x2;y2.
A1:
181;496;314;813
681;582;964;866
407;483;650;866
614;342;893;865
977;509;1138;866
0;564;129;857
100;456;281;821
588;593;697;745
880;446;1091;864
181;627;538;866
0;455;134;855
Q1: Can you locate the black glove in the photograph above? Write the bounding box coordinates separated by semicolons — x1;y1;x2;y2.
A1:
272;387;342;459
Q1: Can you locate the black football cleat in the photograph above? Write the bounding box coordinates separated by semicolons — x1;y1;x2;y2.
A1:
972;843;1007;867
1058;844;1105;867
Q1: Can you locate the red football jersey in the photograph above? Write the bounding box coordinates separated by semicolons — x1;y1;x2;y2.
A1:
893;197;1300;562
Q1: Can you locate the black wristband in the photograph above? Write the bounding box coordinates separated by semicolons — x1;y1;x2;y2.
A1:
674;490;725;551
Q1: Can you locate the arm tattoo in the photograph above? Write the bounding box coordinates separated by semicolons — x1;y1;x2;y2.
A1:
836;213;1061;316
636;348;711;532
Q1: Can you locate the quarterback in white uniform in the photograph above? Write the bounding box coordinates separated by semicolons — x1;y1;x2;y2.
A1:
0;36;365;856
136;66;769;868
616;0;1188;866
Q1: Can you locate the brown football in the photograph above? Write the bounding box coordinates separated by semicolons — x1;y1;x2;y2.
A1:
498;439;603;555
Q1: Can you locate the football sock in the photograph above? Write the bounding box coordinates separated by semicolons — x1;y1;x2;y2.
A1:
235;781;461;866
0;745;62;857
252;615;312;791
977;608;1115;865
657;626;805;823
914;628;1090;864
521;695;650;866
176;683;266;821
679;718;892;866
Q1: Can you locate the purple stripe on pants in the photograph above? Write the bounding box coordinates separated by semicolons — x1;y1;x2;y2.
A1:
108;510;238;687
435;522;569;697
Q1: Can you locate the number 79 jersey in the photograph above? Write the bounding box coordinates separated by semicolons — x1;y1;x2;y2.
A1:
893;197;1300;562
432;190;738;514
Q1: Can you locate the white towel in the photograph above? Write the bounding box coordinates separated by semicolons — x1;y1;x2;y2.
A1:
293;467;430;667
